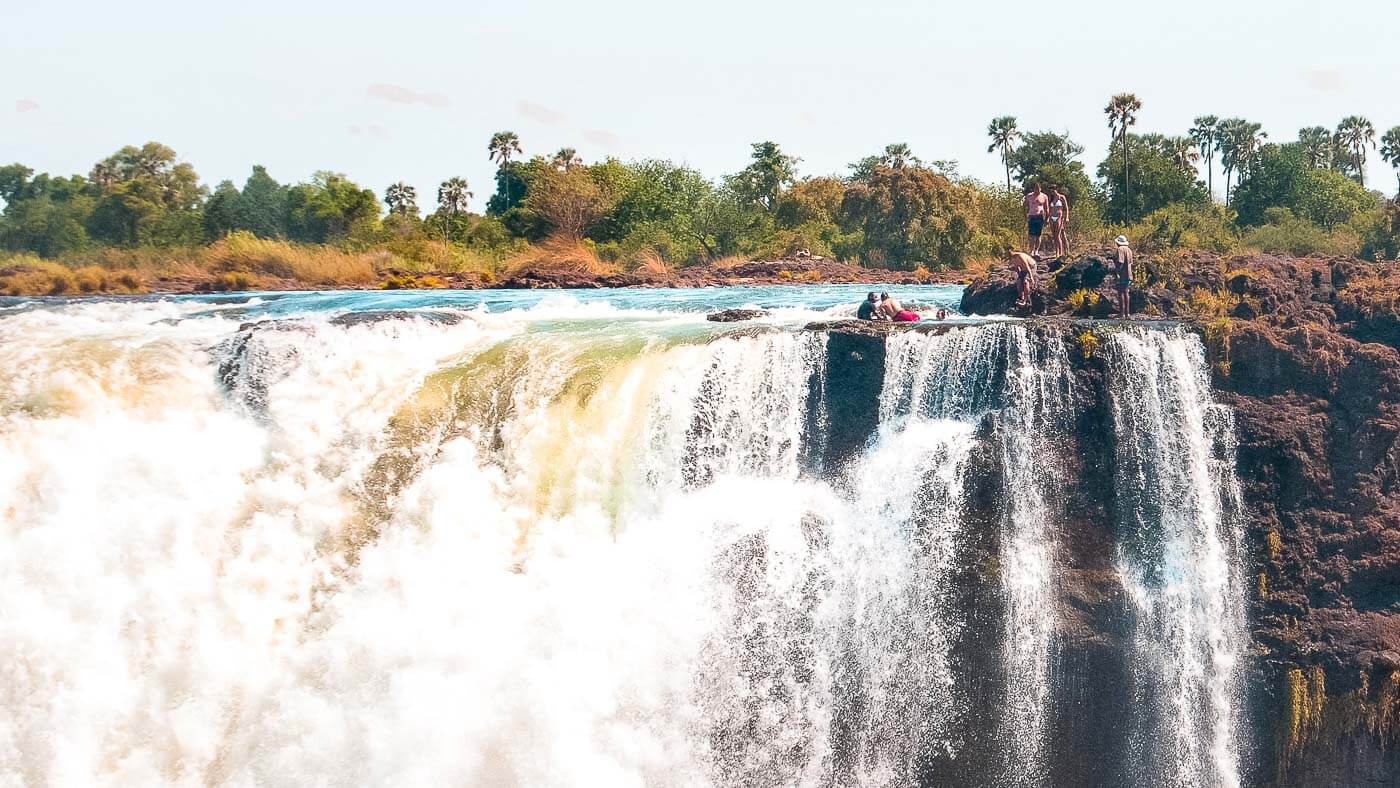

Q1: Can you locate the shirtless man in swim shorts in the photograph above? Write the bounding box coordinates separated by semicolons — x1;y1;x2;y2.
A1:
1047;185;1069;257
1024;183;1049;257
1007;251;1037;308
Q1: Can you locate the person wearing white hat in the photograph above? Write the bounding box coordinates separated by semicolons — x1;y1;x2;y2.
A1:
1113;235;1134;318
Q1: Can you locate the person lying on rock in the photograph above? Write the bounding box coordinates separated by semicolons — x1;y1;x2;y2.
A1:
1007;251;1037;307
1113;235;1134;318
857;291;883;320
879;292;920;322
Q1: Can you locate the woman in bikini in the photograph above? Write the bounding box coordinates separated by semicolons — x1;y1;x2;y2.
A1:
1047;185;1069;258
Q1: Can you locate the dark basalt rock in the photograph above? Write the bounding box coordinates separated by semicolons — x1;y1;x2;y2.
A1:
820;258;1400;783
964;251;1400;783
706;308;769;322
329;309;468;328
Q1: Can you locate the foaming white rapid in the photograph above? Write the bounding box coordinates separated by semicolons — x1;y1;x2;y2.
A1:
883;324;1069;785
0;301;977;787
1105;327;1247;788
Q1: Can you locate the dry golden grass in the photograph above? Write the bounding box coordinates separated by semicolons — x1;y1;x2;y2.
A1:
0;254;146;296
384;238;503;275
629;248;670;275
504;235;619;276
708;255;748;270
962;256;999;277
206;232;377;285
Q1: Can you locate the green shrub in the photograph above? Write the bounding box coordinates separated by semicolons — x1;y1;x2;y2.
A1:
1242;209;1360;257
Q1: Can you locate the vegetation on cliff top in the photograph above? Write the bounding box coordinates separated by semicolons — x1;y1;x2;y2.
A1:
3;99;1400;295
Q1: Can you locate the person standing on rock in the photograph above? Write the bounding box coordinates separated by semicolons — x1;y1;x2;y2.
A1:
1007;251;1037;308
1024;183;1050;257
1113;235;1134;318
1047;185;1070;257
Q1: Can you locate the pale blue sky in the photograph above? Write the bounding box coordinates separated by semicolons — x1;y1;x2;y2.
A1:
5;0;1399;210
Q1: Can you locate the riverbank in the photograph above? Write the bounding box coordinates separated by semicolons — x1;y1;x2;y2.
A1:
0;247;973;297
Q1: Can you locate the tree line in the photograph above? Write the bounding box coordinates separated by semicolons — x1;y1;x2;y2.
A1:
3;97;1399;271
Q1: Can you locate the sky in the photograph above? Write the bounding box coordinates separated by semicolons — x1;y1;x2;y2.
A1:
4;0;1400;211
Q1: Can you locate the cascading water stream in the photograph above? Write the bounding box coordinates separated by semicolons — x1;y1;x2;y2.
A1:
883;324;1070;786
1105;327;1247;788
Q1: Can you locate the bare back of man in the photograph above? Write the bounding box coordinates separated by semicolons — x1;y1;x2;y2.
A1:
1007;251;1037;307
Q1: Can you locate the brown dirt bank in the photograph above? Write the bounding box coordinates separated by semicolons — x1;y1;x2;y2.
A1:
966;250;1400;783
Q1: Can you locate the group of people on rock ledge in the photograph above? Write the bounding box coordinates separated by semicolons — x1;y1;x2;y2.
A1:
856;292;947;322
1012;181;1134;317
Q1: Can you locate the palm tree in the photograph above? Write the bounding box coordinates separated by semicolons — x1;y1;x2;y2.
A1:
1217;119;1244;205
1237;122;1267;180
552;147;582;170
1380;126;1400;197
1105;93;1142;203
1298;127;1333;169
883;143;915;169
1218;119;1266;206
1189;116;1219;197
89;161;117;192
1336;116;1377;186
986;116;1020;192
1166;136;1201;177
384;182;417;216
487;130;523;206
436;177;473;241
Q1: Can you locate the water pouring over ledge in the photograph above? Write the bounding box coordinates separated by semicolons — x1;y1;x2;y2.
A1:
0;289;1245;787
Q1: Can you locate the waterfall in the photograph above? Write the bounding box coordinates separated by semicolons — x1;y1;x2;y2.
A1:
1105;327;1247;788
883;324;1070;785
0;300;1251;788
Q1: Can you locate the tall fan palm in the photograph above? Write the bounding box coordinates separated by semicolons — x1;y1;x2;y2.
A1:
384;182;417;216
552;147;582;170
436;177;473;241
488;130;523;206
1219;120;1267;206
986;116;1020;192
1105;93;1142;203
89;161;117;191
1381;126;1400;196
1336;116;1377;186
883;143;915;169
1165;136;1201;177
1189;116;1219;197
1299;127;1333;169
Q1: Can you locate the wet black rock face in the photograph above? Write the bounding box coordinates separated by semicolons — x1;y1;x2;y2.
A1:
706;308;770;322
329;309;468;328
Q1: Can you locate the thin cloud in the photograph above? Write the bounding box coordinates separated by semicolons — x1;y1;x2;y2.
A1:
367;83;450;107
1302;69;1344;92
16;99;39;112
517;100;567;126
582;128;622;148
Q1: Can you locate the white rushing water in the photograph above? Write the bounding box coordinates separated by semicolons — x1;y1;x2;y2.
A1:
1106;327;1247;788
0;298;1248;787
0;300;976;786
883;324;1070;786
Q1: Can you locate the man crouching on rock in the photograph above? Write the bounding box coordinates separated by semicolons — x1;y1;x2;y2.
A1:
1007;251;1037;308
